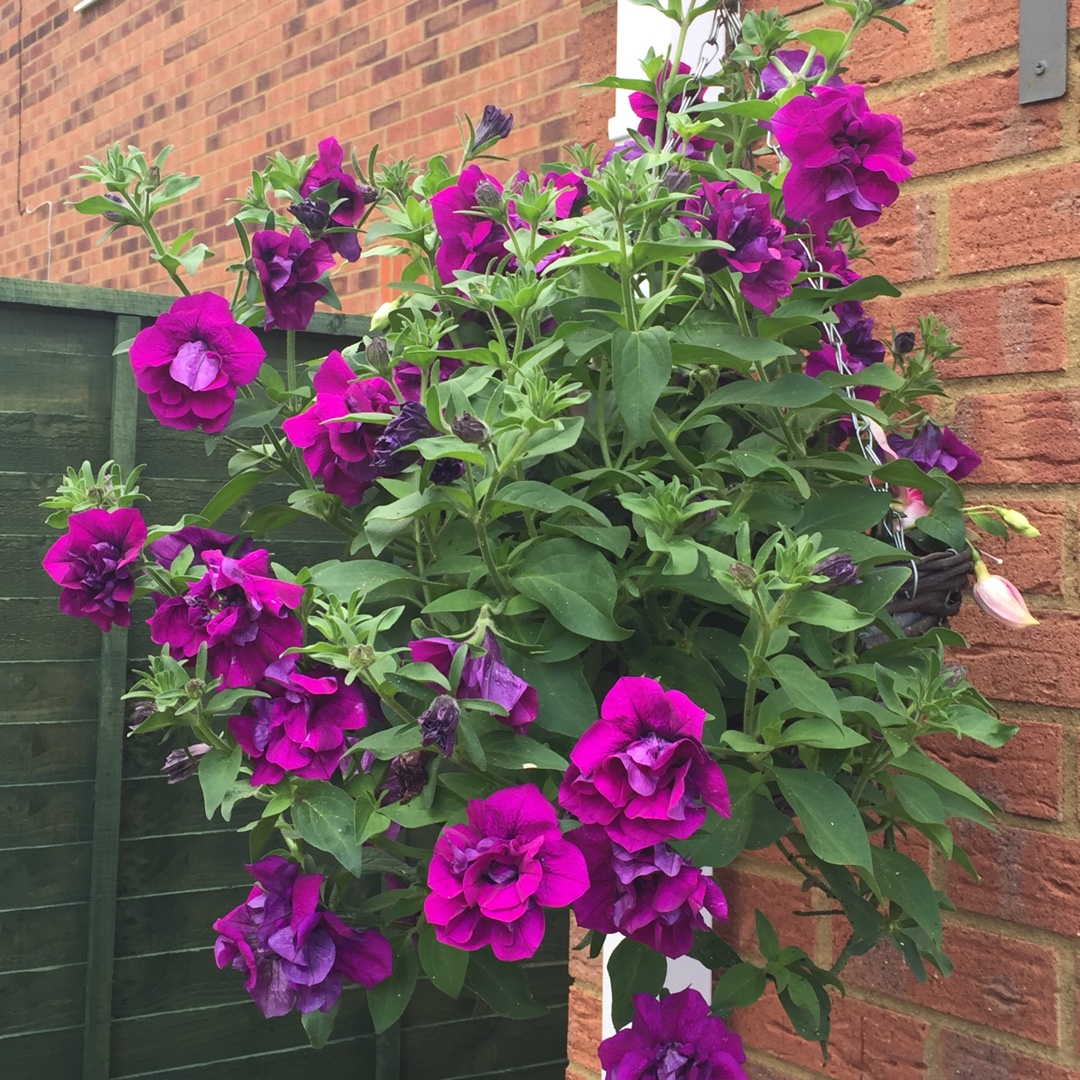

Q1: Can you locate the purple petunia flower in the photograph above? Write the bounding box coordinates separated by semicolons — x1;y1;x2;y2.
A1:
42;507;147;632
682;180;802;315
392;354;462;403
372;401;437;473
250;227;335;332
630;61;715;160
567;825;727;959
147;526;254;570
431;165;512;284
409;631;538;734
759;49;844;99
887;422;982;480
767;84;916;233
299;137;364;262
148;548;305;688
229;656;369;785
129;292;266;434
558;677;730;853
598;987;748;1080
213;856;392;1018
424;784;588;961
281;351;398;506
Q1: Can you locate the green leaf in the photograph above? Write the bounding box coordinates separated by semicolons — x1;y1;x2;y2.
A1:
773;769;874;874
512;538;630;641
767;654;841;723
744;795;795;849
422;589;491;614
839;565;912;615
492;480;611;526
798;486;894;532
776;717;869;750
355;725;424;760
713;963;767;1009
755;910;780;961
418;921;468;999
465;949;548;1020
611;326;673;446
368;939;419;1033
311;559;419;600
785;591;874;631
607;938;667;1030
198;745;242;820
517;654;598;737
891;750;994;816
292;783;363;876
672;769;754;868
198;470;266;525
873;847;943;950
699;373;833;410
302;1000;339;1049
483;730;569;771
890;773;946;825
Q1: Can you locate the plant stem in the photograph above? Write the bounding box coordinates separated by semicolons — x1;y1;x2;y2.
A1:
286;330;297;394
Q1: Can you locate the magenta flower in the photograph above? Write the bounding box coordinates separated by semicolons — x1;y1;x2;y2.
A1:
229;657;369;785
299;137;364;262
682;181;802;314
213;856;392;1018
424;784;588;961
147;526;253;570
129;293;265;434
148;548;304;688
431;165;511;284
567;825;727;959
558;677;730;852
598;988;748;1080
768;84;915;232
887;422;982;481
392;355;462;402
281;351;398;506
759;49;843;99
42;507;146;632
250;227;335;332
409;631;538;734
630;61;715;159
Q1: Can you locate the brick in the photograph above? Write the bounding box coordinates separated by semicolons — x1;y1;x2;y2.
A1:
567;986;602;1076
868;278;1067;380
923;719;1063;822
953;390;1080;485
845;924;1058;1044
941;1030;1080;1080
882;70;1061;178
859;192;936;285
500;24;539;56
714;867;822;960
405;0;438;23
946;820;1080;937
950;164;1080;275
976;500;1066;596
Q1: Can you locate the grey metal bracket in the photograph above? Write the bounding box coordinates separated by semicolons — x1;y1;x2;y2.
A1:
1020;0;1067;104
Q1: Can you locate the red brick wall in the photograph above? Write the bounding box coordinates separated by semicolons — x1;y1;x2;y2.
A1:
0;0;616;312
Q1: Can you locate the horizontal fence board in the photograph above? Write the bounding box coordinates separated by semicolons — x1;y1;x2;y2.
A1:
0;597;103;661
0;842;92;906
0;720;97;784
0;1024;83;1080
0;779;95;848
0;660;99;724
0;412;111;474
3;350;114;417
114;886;246;959
0;901;89;972
112;948;254;1017
117;831;250;898
0;534;58;599
0;471;72;536
1;308;116;361
119;776;261;840
0;962;85;1035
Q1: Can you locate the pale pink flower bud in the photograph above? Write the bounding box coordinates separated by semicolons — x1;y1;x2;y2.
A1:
893;487;929;529
972;560;1038;628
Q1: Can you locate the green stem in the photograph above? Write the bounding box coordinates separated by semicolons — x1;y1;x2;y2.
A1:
596;364;614;470
650;415;701;479
286;330;297;395
617;219;638;333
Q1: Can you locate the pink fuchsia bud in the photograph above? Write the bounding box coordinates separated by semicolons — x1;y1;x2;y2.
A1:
972;559;1038;628
893;487;929;529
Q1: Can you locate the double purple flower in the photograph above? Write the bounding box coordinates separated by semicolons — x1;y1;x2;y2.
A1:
148;548;305;688
299;136;365;262
431;165;511;284
767;83;915;233
630;61;715;159
568;825;727;959
888;421;982;480
424;784;588;961
229;656;370;785
42;507;147;632
410;631;538;734
213;856;392;1018
129;292;265;434
558;677;730;852
250;227;334;332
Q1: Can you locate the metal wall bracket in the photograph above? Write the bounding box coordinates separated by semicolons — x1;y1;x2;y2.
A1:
1020;0;1067;104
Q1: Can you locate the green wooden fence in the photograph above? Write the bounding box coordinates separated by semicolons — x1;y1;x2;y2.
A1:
0;277;571;1080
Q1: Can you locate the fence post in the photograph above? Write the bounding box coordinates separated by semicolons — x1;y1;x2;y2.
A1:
82;314;141;1080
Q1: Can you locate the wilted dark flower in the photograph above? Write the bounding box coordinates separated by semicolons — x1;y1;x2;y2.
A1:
162;743;212;784
473;104;514;149
430;458;466;485
288;197;332;236
127;700;157;730
812;552;862;589
379;749;430;805
373;402;436;473
942;663;969;689
451;412;490;445
893;330;917;354
418;695;460;758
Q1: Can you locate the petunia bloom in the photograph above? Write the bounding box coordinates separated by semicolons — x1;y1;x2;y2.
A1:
250;227;335;332
129;292;266;434
887;422;982;481
767;84;915;233
759;48;843;99
281;351;398;506
147;526;253;570
431;165;511;284
682;180;802;314
630;61;715;159
598;988;748;1080
409;631;538;734
567;825;727;959
42;507;147;632
299;137;364;261
558;677;730;852
213;856;392;1018
972;559;1039;628
148;548;304;688
229;656;369;785
424;784;588;961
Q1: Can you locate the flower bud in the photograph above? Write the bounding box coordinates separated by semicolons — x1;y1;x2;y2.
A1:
161;743;212;784
972;559;1039;628
359;749;377;774
996;507;1041;539
102;193;135;225
870;0;907;10
127;700;157;730
730;562;757;587
811;552;862;589
365;336;391;374
451;412;490;445
942;662;969;689
288;197;332;236
893;330;916;355
370;300;396;332
472;105;514;150
184;678;206;697
358;184;379;205
474;179;503;210
348;643;377;669
418;695;460;758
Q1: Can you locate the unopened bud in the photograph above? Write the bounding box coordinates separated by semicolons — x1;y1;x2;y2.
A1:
451;412;490;445
127;700;157;730
102;192;134;224
474;179;503;209
870;0;907;10
184;678;205;697
358;184;379;205
162;743;212;784
289;197;332;236
348;644;377;669
996;507;1040;539
893;331;916;355
811;552;862;590
730;563;757;587
365;336;391;373
472;105;514;149
942;663;969;689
